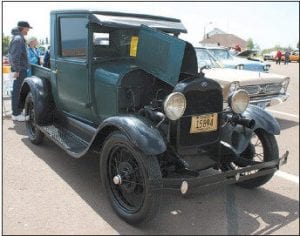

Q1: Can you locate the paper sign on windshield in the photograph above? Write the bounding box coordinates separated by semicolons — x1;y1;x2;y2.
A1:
130;36;139;57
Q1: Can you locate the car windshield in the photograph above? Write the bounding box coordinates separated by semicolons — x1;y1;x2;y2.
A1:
208;48;233;60
195;48;221;68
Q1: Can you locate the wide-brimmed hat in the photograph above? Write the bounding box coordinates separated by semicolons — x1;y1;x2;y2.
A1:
17;21;33;29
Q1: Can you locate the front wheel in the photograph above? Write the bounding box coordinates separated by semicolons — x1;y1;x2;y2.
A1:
225;129;279;189
100;131;162;224
25;92;44;145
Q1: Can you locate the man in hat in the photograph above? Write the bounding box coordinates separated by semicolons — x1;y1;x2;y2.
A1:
8;21;32;121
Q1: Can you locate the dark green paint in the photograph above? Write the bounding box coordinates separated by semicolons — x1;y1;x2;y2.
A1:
136;25;186;87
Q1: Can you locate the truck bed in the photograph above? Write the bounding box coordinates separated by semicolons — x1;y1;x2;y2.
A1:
31;64;51;80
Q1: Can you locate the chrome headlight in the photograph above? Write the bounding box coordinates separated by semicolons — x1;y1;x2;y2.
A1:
228;89;250;114
235;64;244;70
163;92;186;120
280;78;290;93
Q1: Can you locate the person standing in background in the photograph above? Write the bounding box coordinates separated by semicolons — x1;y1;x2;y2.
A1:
276;50;282;65
27;36;41;76
27;37;41;65
43;46;51;68
284;50;290;65
234;44;241;52
8;21;32;121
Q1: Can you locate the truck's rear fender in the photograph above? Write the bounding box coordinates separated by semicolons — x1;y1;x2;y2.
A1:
20;76;54;124
91;115;167;156
242;104;280;135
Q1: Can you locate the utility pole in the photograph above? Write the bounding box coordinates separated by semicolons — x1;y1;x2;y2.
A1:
203;21;213;40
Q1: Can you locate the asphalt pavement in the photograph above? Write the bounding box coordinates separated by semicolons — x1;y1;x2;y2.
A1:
2;61;299;235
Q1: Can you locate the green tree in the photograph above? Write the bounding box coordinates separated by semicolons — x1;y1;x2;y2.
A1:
2;34;11;55
274;44;281;51
254;43;260;51
247;38;254;49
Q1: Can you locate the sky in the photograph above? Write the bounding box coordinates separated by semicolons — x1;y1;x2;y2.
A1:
2;1;299;50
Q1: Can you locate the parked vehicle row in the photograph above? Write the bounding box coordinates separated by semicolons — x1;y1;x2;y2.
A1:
195;47;290;109
203;46;271;72
263;51;277;61
263;50;299;62
281;50;300;62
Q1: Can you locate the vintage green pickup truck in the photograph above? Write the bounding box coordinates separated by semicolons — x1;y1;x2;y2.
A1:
18;10;288;224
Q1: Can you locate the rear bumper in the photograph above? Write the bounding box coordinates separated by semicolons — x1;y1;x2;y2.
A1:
158;151;289;194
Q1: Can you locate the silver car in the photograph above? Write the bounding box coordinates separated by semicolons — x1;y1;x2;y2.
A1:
195;47;290;109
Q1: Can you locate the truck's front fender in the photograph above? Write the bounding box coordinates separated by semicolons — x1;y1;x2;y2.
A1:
221;104;280;155
242;104;280;135
94;115;167;156
20;76;54;124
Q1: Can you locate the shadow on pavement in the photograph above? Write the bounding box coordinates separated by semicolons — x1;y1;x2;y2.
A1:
276;118;299;131
6;119;28;136
20;136;299;235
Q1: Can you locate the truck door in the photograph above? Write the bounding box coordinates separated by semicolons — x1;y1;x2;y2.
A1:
54;16;92;120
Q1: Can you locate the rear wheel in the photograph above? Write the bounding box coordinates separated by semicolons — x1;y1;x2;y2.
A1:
224;129;279;188
25;92;44;145
100;131;162;224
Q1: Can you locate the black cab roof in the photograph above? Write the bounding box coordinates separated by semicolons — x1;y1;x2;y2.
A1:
51;10;187;34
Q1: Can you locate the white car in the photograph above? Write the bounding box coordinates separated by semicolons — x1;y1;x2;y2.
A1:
195;47;290;109
263;51;277;61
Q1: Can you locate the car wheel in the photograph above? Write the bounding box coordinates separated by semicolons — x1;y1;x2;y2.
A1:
100;131;162;224
224;129;279;189
25;92;44;145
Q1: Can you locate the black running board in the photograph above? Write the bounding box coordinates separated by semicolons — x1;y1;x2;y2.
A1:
38;124;89;158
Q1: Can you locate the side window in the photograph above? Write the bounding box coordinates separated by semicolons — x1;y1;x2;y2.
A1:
92;29;139;59
60;17;88;59
93;33;109;46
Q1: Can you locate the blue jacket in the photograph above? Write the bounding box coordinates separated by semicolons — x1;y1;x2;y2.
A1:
27;47;41;65
8;27;29;72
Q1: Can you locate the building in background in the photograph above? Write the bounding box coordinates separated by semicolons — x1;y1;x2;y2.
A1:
199;28;247;50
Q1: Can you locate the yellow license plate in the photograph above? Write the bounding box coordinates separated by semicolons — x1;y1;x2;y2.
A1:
190;113;218;133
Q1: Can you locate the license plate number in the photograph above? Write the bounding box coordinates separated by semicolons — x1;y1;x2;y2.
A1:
190;113;218;133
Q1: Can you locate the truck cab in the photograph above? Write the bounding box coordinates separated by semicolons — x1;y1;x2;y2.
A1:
48;11;188;123
19;10;288;224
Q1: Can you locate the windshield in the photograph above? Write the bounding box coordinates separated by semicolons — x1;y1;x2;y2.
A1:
208;48;233;60
195;48;221;68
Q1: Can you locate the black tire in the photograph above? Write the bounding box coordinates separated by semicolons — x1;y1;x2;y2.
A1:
226;129;279;189
25;92;44;145
100;131;162;225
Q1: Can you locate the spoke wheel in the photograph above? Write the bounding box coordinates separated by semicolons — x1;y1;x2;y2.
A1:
25;93;44;144
225;129;279;188
100;131;161;224
108;146;146;212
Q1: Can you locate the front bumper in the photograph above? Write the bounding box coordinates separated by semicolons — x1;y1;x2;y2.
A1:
250;93;289;108
158;151;288;195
